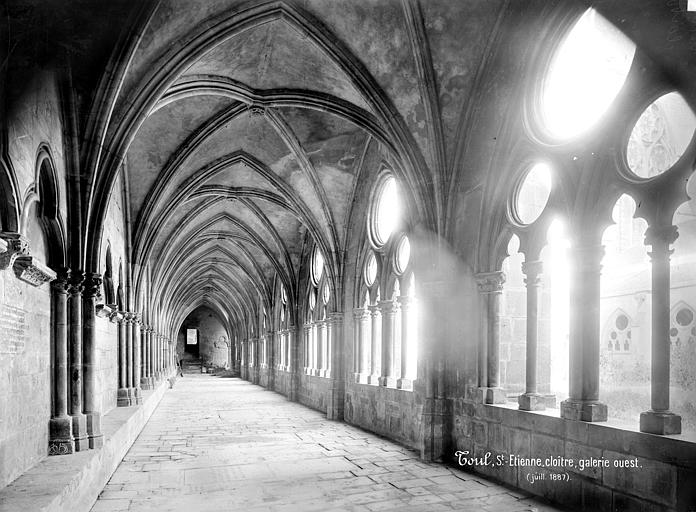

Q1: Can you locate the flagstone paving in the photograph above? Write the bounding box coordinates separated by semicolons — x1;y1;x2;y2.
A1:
91;375;565;512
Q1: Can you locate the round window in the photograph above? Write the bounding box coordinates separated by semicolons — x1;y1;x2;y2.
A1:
364;252;378;286
395;236;411;275
626;92;696;179
372;176;399;246
309;288;317;310
515;163;552;225
322;282;330;305
615;314;629;330
541;8;635;139
676;308;694;327
311;247;324;285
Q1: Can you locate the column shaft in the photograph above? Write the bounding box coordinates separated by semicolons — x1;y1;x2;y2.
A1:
49;272;74;455
368;305;381;385
519;262;544;411
560;243;607;422
641;225;681;434
83;273;104;448
379;300;396;387
68;272;88;451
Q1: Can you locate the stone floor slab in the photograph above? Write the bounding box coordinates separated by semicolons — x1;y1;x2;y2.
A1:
91;375;567;511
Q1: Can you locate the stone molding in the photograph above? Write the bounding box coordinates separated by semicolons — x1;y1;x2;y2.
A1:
13;255;57;286
0;232;29;270
475;271;505;294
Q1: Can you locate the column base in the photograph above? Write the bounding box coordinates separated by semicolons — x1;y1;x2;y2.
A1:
396;378;413;390
71;413;89;452
378;376;396;387
327;382;345;421
640;410;681;435
485;387;507;404
367;374;380;386
86;412;104;449
133;387;143;405
48;416;74;456
354;373;369;384
140;377;152;390
420;398;451;462
126;387;135;404
560;399;607;422
518;393;546;411
117;387;130;407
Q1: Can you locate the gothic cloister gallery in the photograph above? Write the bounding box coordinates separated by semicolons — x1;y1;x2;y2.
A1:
1;1;695;511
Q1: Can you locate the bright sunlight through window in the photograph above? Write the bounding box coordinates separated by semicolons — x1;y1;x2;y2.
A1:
542;8;635;140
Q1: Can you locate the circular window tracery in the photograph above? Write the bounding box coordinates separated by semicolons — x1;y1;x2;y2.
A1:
311;247;324;286
364;252;377;287
309;288;317;310
541;8;635;140
394;236;411;275
626;92;696;179
514;162;552;225
322;282;330;305
371;175;399;247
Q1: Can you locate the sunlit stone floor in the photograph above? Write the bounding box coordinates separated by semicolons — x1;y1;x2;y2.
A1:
91;375;565;512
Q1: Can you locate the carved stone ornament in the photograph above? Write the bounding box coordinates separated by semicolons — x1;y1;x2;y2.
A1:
0;232;30;270
13;255;57;287
475;271;506;294
96;304;114;319
249;105;266;117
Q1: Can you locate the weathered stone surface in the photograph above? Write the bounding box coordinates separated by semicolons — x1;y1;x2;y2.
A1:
91;375;561;512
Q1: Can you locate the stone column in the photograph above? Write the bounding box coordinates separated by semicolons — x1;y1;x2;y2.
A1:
49;270;74;455
315;322;325;376
146;328;154;387
368;305;381;385
519;261;545;411
133;315;142;404
352;309;362;381
125;313;135;404
67;271;88;451
560;243;607;422
327;312;345;420
475;272;506;403
641;225;682;434
303;325;310;373
83;273;104;448
117;314;129;406
418;280;450;462
397;296;412;390
140;324;149;389
289;326;300;401
379;300;396;387
267;330;276;390
325;320;333;378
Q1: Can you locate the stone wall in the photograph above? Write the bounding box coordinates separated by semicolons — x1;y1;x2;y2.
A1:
0;270;52;488
344;383;421;449
0;67;66;488
451;400;696;511
298;374;330;413
177;306;229;368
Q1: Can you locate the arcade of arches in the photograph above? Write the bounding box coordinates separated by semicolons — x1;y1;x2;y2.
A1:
1;1;695;511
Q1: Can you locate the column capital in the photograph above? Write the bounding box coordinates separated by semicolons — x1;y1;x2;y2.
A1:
378;300;397;315
367;304;381;315
574;244;605;272
475;271;506;294
645;224;679;249
0;232;29;270
51;267;71;293
83;273;102;299
328;311;344;323
397;294;412;307
522;260;543;285
67;270;85;295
